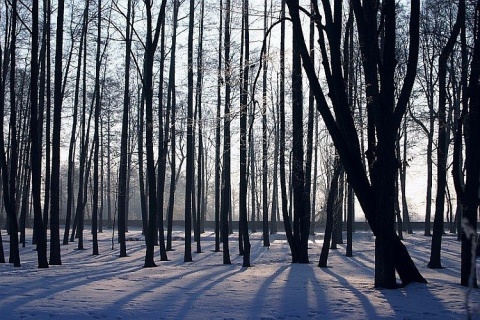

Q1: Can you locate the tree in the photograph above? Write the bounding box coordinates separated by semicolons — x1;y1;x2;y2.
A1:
261;0;270;247
286;0;426;288
319;158;342;267
45;0;61;265
0;4;6;264
291;6;310;263
166;0;180;252
30;0;49;268
428;0;464;269
454;0;480;288
143;0;168;268
117;0;132;258
194;0;206;254
0;0;21;267
214;0;223;253
239;0;251;267
156;10;168;261
184;0;195;263
63;3;88;245
221;0;232;265
91;0;103;257
279;0;297;263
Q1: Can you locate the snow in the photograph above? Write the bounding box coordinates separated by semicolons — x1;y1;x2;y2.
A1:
0;228;479;319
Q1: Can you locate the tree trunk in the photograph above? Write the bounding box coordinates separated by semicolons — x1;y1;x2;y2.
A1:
319;160;342;267
156;12;168;261
1;0;21;267
214;0;223;253
143;0;168;268
31;0;49;268
183;0;195;263
116;0;131;259
239;0;251;267
166;0;179;252
458;0;480;288
91;0;102;256
221;0;232;265
279;1;297;262
288;0;426;287
64;5;87;245
429;1;464;269
194;0;205;254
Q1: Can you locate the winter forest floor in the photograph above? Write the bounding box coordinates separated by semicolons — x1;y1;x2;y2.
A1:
0;227;479;319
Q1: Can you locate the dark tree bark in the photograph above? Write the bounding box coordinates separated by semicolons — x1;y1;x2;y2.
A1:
291;12;309;263
91;0;103;256
40;0;51;233
0;0;21;267
428;0;464;269
143;0;168;268
184;0;195;263
117;0;132;258
71;0;91;249
307;2;316;238
166;0;179;252
31;0;49;268
279;1;297;262
138;88;147;239
344;5;355;257
454;0;480;288
0;9;7;264
287;0;426;288
270;95;279;235
156;9;168;261
400;117;412;234
261;0;270;247
221;0;232;265
319;159;342;267
194;0;205;254
214;0;223;253
239;0;251;267
63;5;87;245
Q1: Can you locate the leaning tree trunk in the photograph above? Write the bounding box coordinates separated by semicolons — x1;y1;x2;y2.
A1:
319;160;342;267
287;0;426;288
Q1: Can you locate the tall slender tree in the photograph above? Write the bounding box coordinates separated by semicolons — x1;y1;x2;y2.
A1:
279;0;296;262
49;0;63;265
30;0;49;268
0;0;21;267
91;0;103;256
184;0;195;263
261;0;270;247
221;0;232;265
117;0;132;258
214;0;223;253
239;0;251;267
166;0;180;252
143;0;167;268
156;13;168;261
195;0;206;254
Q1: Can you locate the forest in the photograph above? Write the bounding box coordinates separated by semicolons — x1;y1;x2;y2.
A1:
0;0;479;293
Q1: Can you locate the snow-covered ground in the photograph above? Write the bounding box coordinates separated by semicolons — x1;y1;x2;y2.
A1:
0;228;478;319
